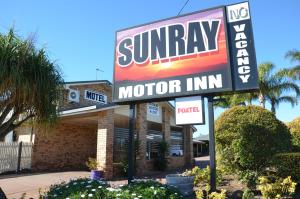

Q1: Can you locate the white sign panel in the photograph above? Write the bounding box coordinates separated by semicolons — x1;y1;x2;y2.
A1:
84;90;107;104
147;103;159;116
175;96;204;125
226;2;250;23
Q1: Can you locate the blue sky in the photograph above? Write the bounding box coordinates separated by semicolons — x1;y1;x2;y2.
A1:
1;0;299;136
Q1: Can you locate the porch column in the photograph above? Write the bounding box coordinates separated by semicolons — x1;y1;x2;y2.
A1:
184;125;193;166
97;109;114;179
136;103;147;175
162;108;171;146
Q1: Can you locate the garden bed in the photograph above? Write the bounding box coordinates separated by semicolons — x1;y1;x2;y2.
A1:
40;178;183;199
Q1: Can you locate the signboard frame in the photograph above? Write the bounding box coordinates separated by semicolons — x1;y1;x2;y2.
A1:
112;5;235;104
226;1;258;91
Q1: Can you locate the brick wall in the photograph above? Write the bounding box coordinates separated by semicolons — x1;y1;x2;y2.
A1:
162;107;171;146
168;157;186;169
32;122;97;171
184;126;194;166
135;103;147;175
97;110;114;179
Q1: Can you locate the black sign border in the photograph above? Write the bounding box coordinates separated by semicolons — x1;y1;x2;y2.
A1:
112;5;234;104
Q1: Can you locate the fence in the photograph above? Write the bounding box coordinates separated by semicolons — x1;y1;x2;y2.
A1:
0;142;33;174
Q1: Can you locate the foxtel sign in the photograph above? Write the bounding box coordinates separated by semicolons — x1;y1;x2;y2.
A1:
113;2;258;103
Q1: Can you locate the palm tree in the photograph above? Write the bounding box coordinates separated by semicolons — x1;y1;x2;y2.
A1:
214;92;257;108
0;29;64;139
258;62;300;114
285;49;300;80
215;62;300;114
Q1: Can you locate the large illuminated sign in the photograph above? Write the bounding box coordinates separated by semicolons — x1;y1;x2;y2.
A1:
113;2;258;103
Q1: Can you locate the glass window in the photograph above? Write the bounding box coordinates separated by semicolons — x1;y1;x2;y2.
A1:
113;128;128;163
170;131;184;157
146;130;163;160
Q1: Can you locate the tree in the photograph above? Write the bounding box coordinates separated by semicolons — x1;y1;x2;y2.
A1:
258;62;300;114
215;105;292;188
287;117;300;149
285;49;300;80
0;29;64;140
214;92;257;108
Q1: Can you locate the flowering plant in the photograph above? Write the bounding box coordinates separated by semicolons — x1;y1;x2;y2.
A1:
40;178;183;199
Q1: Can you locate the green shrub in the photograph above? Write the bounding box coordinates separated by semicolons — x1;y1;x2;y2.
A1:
239;170;260;190
208;189;226;199
182;166;222;187
242;189;255;199
195;188;227;199
287;117;300;149
272;152;300;182
85;158;100;170
154;140;169;171
196;189;205;199
257;176;297;199
215;106;292;187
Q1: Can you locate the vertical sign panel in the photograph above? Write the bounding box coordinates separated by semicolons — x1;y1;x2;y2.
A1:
226;2;259;91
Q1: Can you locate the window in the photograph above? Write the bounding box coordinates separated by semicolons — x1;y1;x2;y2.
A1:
113;128;129;163
170;131;184;156
146;130;163;160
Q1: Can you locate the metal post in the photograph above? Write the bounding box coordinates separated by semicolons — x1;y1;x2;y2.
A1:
207;96;216;192
17;141;23;173
128;103;136;184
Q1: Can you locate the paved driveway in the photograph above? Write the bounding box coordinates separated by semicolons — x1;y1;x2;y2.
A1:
0;171;90;199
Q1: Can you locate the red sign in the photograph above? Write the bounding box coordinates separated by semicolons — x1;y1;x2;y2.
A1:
113;7;232;103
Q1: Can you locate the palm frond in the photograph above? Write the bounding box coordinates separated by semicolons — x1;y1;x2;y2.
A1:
285;49;300;62
277;96;298;107
271;81;300;96
258;62;276;81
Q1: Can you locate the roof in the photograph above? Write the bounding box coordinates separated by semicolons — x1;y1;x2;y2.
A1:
193;134;209;141
64;80;112;86
59;103;119;117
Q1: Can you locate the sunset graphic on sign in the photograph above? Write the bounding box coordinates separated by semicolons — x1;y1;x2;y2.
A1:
114;8;229;83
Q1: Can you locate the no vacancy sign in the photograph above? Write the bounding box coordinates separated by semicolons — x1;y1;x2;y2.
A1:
175;96;204;125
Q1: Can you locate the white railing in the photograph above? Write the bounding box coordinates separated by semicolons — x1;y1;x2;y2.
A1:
0;142;33;173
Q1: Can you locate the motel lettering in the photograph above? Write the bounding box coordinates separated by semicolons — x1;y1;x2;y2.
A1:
118;20;221;66
118;74;223;99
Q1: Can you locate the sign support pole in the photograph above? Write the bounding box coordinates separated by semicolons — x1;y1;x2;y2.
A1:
207;95;216;192
128;103;136;184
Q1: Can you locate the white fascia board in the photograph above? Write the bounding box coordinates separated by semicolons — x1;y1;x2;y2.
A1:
59;105;120;117
60;105;97;115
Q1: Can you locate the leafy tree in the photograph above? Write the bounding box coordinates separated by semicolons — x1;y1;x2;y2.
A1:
287;117;300;149
258;62;300;113
215;62;300;114
285;49;300;80
0;29;63;139
215;105;292;188
214;92;257;108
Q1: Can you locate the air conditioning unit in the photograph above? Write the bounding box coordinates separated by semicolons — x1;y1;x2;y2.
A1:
68;89;80;103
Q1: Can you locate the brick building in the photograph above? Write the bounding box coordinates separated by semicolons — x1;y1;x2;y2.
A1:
29;80;195;179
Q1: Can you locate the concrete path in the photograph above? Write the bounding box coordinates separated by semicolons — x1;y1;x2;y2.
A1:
0;171;90;199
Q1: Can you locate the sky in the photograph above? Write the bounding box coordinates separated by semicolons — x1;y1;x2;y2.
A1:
1;0;299;136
